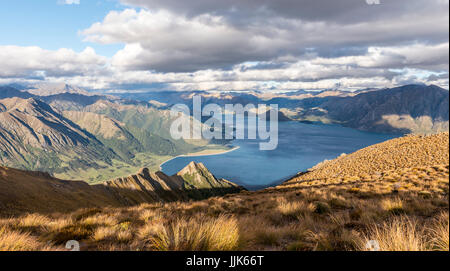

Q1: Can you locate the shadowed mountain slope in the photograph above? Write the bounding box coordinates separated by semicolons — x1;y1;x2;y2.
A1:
0;86;33;100
0;166;122;216
0;162;243;217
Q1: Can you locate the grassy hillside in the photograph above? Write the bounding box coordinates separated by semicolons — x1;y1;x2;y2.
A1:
0;166;123;217
0;133;448;251
290;132;449;182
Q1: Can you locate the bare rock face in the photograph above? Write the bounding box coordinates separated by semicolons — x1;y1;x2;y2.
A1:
103;168;187;203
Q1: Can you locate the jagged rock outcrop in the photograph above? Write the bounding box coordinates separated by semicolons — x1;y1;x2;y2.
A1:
0;162;244;216
105;162;244;203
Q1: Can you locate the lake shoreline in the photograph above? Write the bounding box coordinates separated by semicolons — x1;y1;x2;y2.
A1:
159;146;241;171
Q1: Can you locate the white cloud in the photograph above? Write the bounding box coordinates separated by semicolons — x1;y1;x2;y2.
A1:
312;43;449;71
83;9;278;72
0;46;106;78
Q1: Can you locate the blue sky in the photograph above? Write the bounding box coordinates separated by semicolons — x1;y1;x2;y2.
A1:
0;0;123;56
0;0;448;92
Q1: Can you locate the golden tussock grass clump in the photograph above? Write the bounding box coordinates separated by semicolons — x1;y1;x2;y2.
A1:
94;226;119;242
149;215;239;251
381;198;405;215
359;216;427;251
17;214;51;228
276;198;315;220
93;222;133;244
358;212;449;251
116;229;133;243
0;226;59;251
81;213;119;227
429;212;449;251
137;222;165;240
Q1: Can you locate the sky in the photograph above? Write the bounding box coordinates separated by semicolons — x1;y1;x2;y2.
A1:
0;0;448;92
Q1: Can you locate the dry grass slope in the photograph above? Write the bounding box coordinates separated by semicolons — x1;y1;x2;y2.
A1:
0;133;448;251
295;132;448;181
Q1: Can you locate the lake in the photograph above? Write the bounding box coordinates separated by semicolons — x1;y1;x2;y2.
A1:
161;121;399;190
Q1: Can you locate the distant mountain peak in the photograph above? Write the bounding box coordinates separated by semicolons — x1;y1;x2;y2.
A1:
24;82;92;97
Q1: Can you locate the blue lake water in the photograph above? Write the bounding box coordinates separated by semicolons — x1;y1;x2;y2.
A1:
161;121;399;190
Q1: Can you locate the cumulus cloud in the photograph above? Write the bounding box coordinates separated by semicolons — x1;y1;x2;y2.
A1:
312;43;449;71
82;0;448;72
0;46;106;78
83;9;284;72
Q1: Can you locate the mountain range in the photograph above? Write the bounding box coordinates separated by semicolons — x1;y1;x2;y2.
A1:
282;84;449;133
0;85;230;182
118;84;449;134
0;83;448;183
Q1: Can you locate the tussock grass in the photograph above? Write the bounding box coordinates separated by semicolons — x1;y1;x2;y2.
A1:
94;226;119;241
429;212;449;251
381;198;405;215
45;224;95;245
18;214;51;228
359;216;426;251
0;226;58;251
150;215;239;251
277;198;315;220
82;214;118;227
